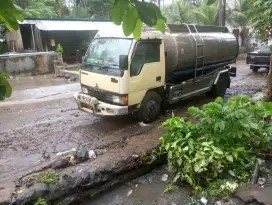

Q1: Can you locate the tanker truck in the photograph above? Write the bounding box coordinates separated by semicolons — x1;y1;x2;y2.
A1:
74;23;238;123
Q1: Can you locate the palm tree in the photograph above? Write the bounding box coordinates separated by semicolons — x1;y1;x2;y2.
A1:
226;0;251;47
192;0;217;25
162;0;217;25
162;0;195;24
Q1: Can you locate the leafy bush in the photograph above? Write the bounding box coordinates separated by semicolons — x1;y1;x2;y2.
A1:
160;95;272;190
37;171;59;184
34;198;48;205
0;72;12;100
56;43;63;53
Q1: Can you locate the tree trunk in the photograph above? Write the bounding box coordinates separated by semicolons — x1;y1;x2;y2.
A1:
268;56;272;101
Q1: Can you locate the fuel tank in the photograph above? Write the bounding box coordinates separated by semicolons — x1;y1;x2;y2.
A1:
145;24;238;75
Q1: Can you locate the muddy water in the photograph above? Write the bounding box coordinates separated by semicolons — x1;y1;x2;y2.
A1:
9;74;75;91
82;166;192;205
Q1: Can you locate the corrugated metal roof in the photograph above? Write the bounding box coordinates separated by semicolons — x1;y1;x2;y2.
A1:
20;19;116;31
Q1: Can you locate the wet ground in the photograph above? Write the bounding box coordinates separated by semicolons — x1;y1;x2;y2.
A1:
0;60;268;202
82;166;192;205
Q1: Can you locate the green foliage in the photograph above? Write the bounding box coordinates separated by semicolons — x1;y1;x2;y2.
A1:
56;44;63;53
206;179;239;198
111;0;166;39
37;171;59;184
0;0;24;31
34;198;48;205
248;0;272;38
160;95;272;191
14;0;57;18
163;184;178;194
162;0;217;25
0;72;12;101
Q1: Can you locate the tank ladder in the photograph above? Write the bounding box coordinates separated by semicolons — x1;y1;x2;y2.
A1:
183;23;205;78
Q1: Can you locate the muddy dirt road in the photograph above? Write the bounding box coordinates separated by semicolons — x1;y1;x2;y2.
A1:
0;61;267;201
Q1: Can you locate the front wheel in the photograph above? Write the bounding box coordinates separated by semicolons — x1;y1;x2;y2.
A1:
250;66;259;73
138;91;162;124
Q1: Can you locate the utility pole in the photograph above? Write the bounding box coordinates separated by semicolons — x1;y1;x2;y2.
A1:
222;0;226;26
216;0;226;26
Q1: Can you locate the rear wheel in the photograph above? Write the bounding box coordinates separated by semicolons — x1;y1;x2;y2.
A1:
251;66;259;73
138;91;162;124
208;74;230;98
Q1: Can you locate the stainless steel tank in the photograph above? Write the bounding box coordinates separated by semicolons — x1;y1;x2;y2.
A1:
146;24;238;76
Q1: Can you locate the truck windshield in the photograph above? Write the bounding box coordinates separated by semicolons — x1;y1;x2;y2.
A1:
83;38;132;71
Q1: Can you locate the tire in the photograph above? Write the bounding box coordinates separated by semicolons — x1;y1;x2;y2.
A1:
251;66;259;73
138;91;162;123
208;75;229;98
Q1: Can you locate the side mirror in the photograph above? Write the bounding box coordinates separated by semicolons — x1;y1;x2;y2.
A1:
119;55;128;70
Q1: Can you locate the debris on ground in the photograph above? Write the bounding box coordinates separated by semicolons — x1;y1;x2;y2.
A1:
51;156;70;169
88;150;96;160
74;146;89;163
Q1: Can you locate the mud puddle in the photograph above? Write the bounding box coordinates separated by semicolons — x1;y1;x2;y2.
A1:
82;166;192;205
9;74;76;91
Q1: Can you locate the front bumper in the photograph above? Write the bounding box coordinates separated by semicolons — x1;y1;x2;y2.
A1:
248;64;270;68
74;93;128;116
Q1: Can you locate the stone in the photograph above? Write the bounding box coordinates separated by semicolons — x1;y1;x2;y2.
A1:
51;156;70;169
74;147;89;163
33;183;50;194
214;199;244;205
234;184;263;203
88;150;96;160
254;186;272;205
94;149;107;156
258;178;266;186
161;174;168;182
70;76;77;81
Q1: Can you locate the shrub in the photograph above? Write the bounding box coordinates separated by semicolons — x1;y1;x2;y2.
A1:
56;43;63;53
0;72;12;100
160;95;272;190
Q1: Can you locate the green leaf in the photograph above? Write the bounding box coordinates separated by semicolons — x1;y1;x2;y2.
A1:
207;0;217;5
111;0;129;25
165;143;170;151
0;75;12;98
154;19;165;33
183;146;189;151
194;159;205;173
122;7;139;36
135;2;157;26
0;1;24;31
213;147;223;155
226;154;233;162
133;18;143;40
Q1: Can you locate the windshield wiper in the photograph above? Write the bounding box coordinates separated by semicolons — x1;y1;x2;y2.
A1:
99;64;119;70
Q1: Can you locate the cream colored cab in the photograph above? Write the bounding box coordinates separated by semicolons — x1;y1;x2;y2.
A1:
74;37;166;121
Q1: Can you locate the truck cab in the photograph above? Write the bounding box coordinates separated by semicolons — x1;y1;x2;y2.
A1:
75;31;165;122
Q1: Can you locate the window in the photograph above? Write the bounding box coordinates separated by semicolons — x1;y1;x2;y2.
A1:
130;41;160;77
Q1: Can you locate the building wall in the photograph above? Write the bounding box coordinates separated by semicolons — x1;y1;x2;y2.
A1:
0;52;58;75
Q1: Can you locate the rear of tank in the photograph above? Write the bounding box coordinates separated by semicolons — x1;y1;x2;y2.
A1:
163;29;238;75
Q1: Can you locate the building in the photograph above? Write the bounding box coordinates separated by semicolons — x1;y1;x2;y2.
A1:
5;18;116;63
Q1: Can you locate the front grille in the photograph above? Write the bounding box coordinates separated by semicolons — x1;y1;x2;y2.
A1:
88;87;112;103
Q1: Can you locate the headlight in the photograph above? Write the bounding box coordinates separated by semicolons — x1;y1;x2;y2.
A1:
112;96;121;104
82;87;88;94
112;95;128;105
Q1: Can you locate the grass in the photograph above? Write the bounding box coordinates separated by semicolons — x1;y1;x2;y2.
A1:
37;171;59;184
71;67;80;72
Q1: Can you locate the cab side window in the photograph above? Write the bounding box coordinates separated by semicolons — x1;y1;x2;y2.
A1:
130;41;160;77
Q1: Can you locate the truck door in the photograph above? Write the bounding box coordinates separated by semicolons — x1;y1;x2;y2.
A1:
128;39;165;106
